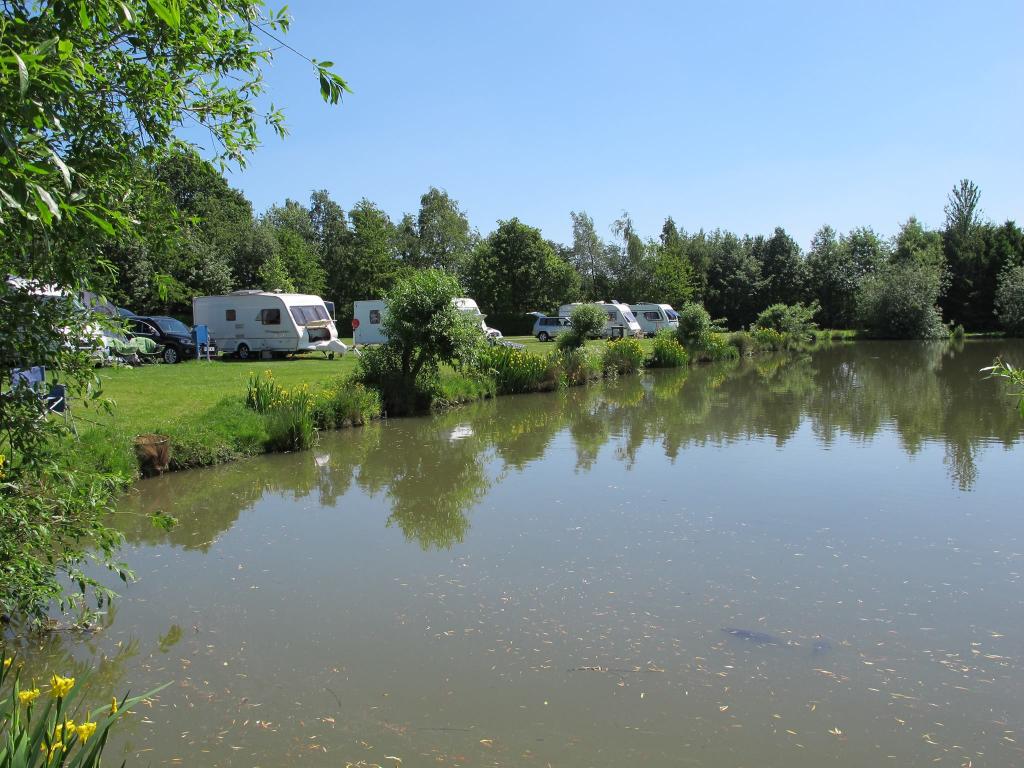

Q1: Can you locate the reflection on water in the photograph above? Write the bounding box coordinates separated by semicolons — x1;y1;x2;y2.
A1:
8;340;1024;767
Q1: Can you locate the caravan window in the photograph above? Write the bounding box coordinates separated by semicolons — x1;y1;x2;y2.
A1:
260;308;281;325
225;309;236;321
665;309;679;320
643;310;662;321
621;309;638;323
289;305;329;325
369;309;381;324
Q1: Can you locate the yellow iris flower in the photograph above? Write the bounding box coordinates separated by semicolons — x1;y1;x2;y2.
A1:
75;722;98;743
18;688;41;705
49;674;75;698
110;696;119;714
2;657;11;669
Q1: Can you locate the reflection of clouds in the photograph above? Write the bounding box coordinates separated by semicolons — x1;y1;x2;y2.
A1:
448;424;474;441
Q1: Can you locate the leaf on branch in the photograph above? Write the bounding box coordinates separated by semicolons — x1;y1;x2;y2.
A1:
147;0;181;30
33;185;60;223
14;52;28;96
78;0;92;29
80;208;116;236
50;151;72;189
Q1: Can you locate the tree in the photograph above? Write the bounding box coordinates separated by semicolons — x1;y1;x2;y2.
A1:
467;218;578;319
0;0;347;621
356;270;481;415
807;225;884;328
858;261;947;339
611;212;650;301
411;187;475;275
569;211;612;298
704;231;763;328
648;217;694;308
557;303;607;350
264;199;326;295
995;265;1024;337
944;179;983;243
754;226;807;307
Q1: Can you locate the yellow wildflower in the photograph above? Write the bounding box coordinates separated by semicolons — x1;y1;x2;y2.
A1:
2;657;11;669
54;719;74;738
75;721;97;743
18;688;41;705
40;740;63;758
49;674;75;698
110;696;118;714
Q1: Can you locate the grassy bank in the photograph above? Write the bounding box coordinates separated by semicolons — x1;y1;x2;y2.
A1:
73;331;845;481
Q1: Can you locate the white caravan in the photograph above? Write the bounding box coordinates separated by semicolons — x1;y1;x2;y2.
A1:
557;300;643;338
193;291;348;359
630;303;679;336
353;297;502;346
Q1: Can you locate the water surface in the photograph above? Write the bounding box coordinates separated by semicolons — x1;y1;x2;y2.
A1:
9;340;1024;767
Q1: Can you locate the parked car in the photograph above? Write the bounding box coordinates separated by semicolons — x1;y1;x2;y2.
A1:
128;315;214;364
530;315;570;341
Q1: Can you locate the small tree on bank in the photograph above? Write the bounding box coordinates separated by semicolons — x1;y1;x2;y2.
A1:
356;270;481;415
857;262;948;339
557;304;607;350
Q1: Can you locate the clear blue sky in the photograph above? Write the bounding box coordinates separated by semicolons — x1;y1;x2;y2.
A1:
222;0;1023;249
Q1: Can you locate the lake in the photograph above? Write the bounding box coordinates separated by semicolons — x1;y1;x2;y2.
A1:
9;340;1024;767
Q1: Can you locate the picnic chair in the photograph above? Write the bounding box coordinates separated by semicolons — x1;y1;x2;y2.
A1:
10;366;77;434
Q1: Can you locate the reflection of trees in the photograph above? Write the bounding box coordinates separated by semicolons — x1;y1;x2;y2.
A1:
116;340;1024;550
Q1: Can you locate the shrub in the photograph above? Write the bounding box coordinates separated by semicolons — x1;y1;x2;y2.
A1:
602;338;646;375
648;329;690;368
264;385;316;452
857;262;948;339
754;302;819;341
727;331;754;357
995;265;1024;337
355;270;481;414
312;379;382;428
752;327;789;351
558;304;607;349
433;371;497;407
477;345;553;394
690;334;740;362
675;302;714;347
556;347;602;385
951;323;966;341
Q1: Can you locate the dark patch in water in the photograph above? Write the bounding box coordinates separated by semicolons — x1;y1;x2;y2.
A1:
722;627;783;645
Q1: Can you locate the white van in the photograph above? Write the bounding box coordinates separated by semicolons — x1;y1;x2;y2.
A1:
630;303;679;336
557;300;643;338
193;291;349;359
353;297;502;345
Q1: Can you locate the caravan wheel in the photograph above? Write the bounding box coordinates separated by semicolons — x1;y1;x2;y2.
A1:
236;343;251;360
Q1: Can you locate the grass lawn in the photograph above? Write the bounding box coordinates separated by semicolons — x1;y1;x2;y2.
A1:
82;355;359;436
81;335;656;435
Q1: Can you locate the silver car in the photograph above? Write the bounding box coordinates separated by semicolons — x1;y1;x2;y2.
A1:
532;315;570;342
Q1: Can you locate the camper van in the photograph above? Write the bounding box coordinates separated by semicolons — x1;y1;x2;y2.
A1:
630;303;679;336
353;297;502;346
557;301;643;338
193;291;348;359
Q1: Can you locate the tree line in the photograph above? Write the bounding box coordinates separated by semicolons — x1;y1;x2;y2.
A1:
99;152;1024;338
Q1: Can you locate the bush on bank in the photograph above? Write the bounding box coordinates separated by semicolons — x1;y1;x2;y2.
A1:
602;338;646;375
647;330;689;368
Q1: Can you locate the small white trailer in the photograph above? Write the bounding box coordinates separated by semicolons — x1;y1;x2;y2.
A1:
557;300;644;338
353;297;502;346
193;290;349;359
630;303;680;336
